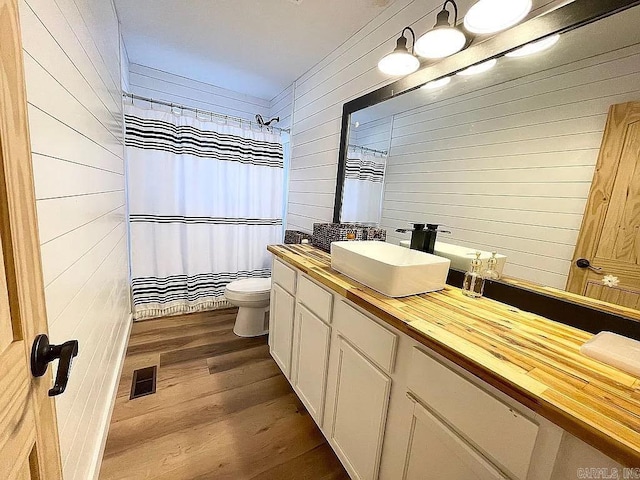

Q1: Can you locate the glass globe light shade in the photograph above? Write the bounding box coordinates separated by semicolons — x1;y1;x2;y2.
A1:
378;51;420;76
464;0;532;34
415;27;466;59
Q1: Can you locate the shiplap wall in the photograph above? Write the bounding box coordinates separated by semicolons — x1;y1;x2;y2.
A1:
285;0;564;234
351;117;393;153
270;84;295;130
19;0;131;479
128;63;272;121
381;43;640;289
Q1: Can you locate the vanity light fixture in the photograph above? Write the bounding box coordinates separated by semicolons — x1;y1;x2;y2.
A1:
378;27;420;76
464;0;532;34
506;34;560;57
422;77;452;90
457;58;497;76
414;1;466;59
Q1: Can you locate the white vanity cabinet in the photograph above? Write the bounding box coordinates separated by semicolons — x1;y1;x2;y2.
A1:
291;275;334;424
291;304;330;422
324;300;397;480
402;396;507;480
267;256;594;480
329;337;392;480
269;258;297;378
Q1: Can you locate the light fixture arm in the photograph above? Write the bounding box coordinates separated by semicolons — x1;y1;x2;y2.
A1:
401;26;416;55
441;0;459;26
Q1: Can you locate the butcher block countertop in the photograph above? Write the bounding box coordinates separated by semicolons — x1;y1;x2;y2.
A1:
268;244;640;467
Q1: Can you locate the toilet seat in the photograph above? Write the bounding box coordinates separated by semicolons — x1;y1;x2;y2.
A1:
226;277;271;294
225;278;271;302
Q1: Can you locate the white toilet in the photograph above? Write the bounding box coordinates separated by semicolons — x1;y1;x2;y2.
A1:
224;277;272;337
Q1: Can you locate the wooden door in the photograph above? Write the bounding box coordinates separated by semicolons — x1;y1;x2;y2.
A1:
292;303;330;425
567;102;640;309
0;0;63;477
269;283;295;378
402;397;506;480
330;338;391;480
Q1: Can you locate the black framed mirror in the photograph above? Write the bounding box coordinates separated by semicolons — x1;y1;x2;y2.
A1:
332;0;640;337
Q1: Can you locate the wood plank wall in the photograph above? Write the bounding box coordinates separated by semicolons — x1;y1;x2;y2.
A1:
128;63;273;122
270;84;295;130
285;0;567;234
18;0;131;478
352;117;393;153
381;43;640;289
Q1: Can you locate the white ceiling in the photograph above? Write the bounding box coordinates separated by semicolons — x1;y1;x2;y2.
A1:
115;0;393;100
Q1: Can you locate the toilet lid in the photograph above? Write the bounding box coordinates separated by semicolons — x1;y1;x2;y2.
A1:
226;277;271;294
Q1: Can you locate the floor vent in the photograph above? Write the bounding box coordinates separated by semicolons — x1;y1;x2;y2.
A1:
130;366;157;400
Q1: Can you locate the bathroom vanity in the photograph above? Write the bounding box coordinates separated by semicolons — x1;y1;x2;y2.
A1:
267;244;639;480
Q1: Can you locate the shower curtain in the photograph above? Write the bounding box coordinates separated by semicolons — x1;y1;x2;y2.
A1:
125;104;284;320
341;149;387;224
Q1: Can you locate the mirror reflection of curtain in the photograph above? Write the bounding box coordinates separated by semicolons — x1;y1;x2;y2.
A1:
341;148;386;224
125;104;284;320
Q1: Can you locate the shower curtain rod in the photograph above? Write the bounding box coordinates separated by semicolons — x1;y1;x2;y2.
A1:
348;144;388;156
123;92;291;134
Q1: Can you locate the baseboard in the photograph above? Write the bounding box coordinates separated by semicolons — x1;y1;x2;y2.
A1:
87;313;133;480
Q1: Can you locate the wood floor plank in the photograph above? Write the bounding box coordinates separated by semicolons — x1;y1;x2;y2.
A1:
206;342;270;374
100;310;348;480
127;325;240;357
159;334;267;366
102;393;325;480
249;443;350;480
104;374;293;458
110;355;280;423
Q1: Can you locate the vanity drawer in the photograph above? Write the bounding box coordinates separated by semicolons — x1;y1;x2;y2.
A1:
297;275;333;324
407;348;539;480
334;300;397;374
272;258;297;295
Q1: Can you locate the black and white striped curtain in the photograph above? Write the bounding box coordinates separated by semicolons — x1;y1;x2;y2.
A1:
125;105;284;319
341;149;386;224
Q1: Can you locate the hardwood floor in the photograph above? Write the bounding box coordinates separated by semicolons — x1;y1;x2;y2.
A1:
99;308;349;480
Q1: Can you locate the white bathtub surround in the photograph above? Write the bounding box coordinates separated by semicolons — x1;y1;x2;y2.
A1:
125;104;284;319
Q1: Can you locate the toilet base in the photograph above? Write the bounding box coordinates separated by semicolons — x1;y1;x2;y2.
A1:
233;306;269;337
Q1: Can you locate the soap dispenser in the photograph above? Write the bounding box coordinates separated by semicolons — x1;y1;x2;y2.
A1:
462;252;485;298
484;252;500;280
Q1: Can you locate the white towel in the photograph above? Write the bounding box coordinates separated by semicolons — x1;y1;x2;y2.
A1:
580;331;640;378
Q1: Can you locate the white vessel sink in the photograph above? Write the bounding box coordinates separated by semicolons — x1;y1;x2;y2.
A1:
400;240;507;277
331;241;451;297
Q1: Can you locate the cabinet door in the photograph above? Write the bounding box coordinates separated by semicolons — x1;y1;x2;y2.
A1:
403;397;507;480
330;338;391;480
269;284;295;378
293;304;331;424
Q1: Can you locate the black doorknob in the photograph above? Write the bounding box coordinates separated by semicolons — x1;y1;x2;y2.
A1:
576;258;603;272
31;334;79;397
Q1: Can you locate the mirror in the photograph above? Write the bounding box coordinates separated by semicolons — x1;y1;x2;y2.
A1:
337;3;640;315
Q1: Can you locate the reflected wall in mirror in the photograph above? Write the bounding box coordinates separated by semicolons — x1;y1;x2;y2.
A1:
336;4;640;314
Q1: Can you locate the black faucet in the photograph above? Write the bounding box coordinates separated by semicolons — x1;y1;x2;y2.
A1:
396;223;449;254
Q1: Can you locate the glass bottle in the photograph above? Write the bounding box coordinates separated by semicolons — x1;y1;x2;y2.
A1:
462;251;485;298
484;252;500;280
